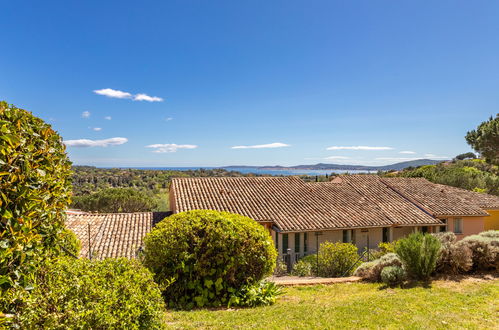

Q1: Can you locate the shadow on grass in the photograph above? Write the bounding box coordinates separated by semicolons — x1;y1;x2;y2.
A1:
378;279;432;290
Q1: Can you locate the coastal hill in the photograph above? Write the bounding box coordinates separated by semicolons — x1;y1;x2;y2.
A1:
224;159;444;172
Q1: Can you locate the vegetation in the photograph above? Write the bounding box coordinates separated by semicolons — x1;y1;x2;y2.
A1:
317;242;360;277
354;253;403;282
466;114;499;165
380;265;407;286
72;187;158;212
394;233;441;280
0;102;72;307
165;279;499;329
460;231;499;271
391;159;499;195
6;257;165;329
142;210;277;309
434;232;473;274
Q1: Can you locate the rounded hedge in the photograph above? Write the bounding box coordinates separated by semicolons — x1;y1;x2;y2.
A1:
142;210;277;309
0;102;72;291
7;257;165;329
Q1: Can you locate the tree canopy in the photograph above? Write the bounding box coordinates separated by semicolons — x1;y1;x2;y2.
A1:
466;114;499;165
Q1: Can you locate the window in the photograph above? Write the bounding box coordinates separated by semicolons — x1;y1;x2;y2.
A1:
439;219;447;233
304;232;308;253
282;233;289;253
343;230;354;243
453;218;463;234
421;226;429;234
275;232;279;251
295;233;300;253
382;227;389;243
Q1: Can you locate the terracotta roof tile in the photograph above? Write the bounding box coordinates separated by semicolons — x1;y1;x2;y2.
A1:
170;176;441;232
66;212;170;259
382;177;490;216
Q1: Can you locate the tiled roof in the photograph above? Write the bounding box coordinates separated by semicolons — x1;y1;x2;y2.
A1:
433;184;499;210
334;176;440;225
170;176;441;232
382;177;490;217
65;212;170;259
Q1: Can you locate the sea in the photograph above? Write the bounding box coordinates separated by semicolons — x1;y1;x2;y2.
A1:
127;167;374;176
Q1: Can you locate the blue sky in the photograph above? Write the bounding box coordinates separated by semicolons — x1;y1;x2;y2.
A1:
1;1;498;167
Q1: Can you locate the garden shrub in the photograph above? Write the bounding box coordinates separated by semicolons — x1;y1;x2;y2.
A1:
291;255;317;277
228;281;283;307
6;257;165;329
380;266;407;286
56;229;82;257
142;210;277;309
317;242;359;277
274;259;288;277
434;232;472;274
353;253;402;282
0;102;72;299
371;241;398;259
478;230;499;239
395;232;441;280
460;233;499;271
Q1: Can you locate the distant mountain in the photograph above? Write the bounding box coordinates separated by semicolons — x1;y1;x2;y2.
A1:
223;159;445;171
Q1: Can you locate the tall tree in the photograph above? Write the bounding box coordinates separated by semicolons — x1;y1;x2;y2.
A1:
466;114;499;165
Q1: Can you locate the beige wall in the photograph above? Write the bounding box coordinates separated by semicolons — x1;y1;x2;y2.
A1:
446;216;485;240
392;226;415;241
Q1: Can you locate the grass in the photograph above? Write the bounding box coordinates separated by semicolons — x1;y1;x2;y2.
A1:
165;278;499;329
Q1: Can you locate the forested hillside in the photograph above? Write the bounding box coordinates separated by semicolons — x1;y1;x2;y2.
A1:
386;159;499;196
70;166;263;212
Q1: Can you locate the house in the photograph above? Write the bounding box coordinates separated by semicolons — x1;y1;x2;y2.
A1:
169;176;498;262
66;175;498;261
66;212;170;259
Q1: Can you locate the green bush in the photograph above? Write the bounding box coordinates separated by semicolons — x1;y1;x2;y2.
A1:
56;229;81;257
434;232;472;274
380;266;407;286
460;232;499;271
395;232;441;280
228;281;282;307
291;255;316;277
371;241;398;259
273;259;288;277
0;102;72;294
5;257;165;329
72;187;158;212
317;242;359;277
142;210;277;309
353;253;402;282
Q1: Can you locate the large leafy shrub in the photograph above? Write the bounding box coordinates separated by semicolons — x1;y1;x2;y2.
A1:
434;232;472;274
354;253;402;282
0;102;72;293
395;232;441;280
72;187;157;212
5;257;165;329
228;281;282;307
460;232;499;271
142;210;277;309
317;242;359;277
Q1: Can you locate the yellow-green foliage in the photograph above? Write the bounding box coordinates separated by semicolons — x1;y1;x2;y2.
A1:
8;257;165;329
0;102;72;292
318;242;360;277
395;233;441;280
142;210;277;309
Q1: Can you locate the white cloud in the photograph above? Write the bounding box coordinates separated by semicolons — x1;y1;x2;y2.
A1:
94;88;132;99
64;137;128;147
104;116;112;120
94;88;163;102
81;111;90;118
376;157;420;161
424;154;449;159
165;117;173;121
326;146;393;151
231;142;290;149
146;143;198;153
399;151;416;154
91;127;102;131
324;156;350;160
134;93;163;102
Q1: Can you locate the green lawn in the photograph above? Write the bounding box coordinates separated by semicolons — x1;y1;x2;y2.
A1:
165;278;499;329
